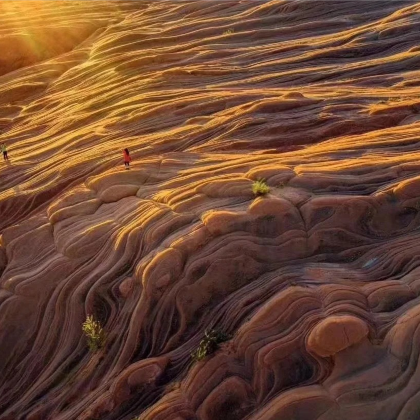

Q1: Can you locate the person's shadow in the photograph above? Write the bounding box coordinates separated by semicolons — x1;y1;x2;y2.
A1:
3;159;21;194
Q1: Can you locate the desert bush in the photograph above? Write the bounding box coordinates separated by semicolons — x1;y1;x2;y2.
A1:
191;329;231;362
252;179;270;196
82;315;105;352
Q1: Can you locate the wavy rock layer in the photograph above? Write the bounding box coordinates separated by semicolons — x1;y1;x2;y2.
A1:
2;1;420;419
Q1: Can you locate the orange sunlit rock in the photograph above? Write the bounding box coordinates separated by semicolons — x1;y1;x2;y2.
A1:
1;1;420;420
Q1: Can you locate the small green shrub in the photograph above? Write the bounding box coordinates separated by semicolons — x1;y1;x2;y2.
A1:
252;179;270;196
191;329;231;362
82;315;105;352
223;28;234;35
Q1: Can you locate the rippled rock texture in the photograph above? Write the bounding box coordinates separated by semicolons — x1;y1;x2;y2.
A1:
2;1;420;419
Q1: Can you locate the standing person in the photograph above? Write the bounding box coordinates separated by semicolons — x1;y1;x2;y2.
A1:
1;143;8;161
123;148;131;169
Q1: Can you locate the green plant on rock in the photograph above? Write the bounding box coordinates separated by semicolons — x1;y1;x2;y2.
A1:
252;179;270;196
223;28;234;35
191;329;231;362
82;315;105;352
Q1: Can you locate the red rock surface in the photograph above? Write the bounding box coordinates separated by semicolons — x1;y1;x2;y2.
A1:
1;1;420;419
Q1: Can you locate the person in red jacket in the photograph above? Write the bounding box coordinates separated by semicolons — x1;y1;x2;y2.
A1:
123;148;132;169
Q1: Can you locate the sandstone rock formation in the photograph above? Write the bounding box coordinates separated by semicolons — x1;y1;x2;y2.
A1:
1;1;420;419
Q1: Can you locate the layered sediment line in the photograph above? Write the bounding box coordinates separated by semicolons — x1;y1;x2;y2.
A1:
2;1;420;419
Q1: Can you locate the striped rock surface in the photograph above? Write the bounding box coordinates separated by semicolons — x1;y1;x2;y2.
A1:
1;1;420;419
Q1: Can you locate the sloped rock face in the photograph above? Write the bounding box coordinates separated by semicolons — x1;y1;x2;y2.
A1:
2;1;420;419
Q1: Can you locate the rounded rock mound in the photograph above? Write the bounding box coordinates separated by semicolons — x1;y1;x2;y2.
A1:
307;315;369;357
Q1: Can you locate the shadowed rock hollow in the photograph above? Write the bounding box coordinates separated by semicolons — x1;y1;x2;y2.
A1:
2;1;420;419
